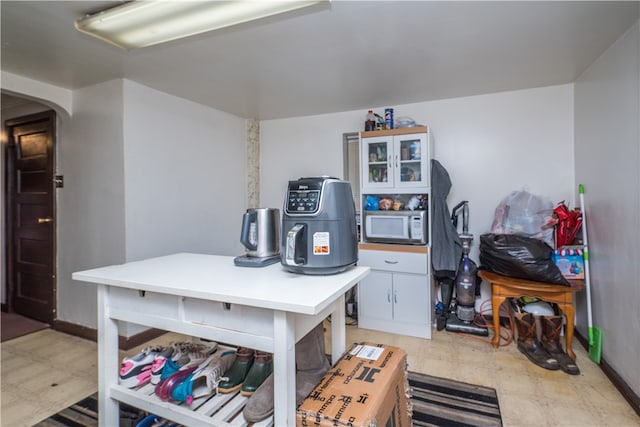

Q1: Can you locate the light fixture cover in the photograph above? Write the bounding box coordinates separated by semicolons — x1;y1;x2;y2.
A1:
75;0;329;50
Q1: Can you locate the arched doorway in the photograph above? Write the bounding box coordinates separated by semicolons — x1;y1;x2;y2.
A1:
2;94;57;324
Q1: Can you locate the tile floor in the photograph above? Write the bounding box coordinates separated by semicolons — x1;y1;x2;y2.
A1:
1;323;638;426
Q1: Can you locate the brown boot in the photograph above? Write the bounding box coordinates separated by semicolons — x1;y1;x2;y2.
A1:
513;311;559;370
243;323;331;422
540;315;580;375
295;323;331;404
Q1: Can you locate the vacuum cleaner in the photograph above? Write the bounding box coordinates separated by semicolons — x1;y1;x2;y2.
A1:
441;201;488;336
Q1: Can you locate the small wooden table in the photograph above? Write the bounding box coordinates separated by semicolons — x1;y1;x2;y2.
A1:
478;270;585;360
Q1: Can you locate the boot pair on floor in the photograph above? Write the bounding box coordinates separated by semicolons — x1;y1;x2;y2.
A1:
243;323;330;423
218;347;273;396
513;310;580;375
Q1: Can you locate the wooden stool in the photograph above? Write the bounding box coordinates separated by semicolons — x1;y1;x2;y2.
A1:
477;270;585;360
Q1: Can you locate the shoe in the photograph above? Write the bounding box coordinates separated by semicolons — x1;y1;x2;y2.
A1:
155;365;198;401
241;351;273;396
148;344;177;385
243;373;274;423
513;309;559;371
218;347;254;394
170;350;237;404
150;342;194;385
541;315;580;375
156;342;218;385
294;323;331;404
119;345;166;388
243;323;330;422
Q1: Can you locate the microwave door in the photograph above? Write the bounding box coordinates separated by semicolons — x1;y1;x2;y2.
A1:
366;215;409;240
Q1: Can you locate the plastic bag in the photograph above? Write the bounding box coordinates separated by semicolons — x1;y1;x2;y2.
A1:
490;190;554;244
479;233;570;286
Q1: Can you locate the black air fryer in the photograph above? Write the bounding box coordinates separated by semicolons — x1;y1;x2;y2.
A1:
281;177;358;275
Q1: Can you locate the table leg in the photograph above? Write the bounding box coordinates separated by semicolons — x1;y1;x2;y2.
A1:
492;292;507;348
273;310;296;426
97;285;119;427
559;303;576;361
330;294;346;363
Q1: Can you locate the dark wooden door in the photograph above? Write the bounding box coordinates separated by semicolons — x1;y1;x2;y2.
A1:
5;111;56;323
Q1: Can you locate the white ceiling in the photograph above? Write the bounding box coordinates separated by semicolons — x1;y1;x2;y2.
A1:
1;1;638;120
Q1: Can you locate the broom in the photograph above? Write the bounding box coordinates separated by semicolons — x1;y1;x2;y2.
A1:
579;184;602;364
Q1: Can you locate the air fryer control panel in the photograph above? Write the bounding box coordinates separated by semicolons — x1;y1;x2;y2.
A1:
286;189;320;213
285;178;329;214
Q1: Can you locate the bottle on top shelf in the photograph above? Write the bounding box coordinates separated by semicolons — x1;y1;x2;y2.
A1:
365;110;376;131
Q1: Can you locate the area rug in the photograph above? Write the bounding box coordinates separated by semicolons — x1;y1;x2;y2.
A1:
37;372;502;426
409;371;502;427
33;393;145;427
1;312;49;342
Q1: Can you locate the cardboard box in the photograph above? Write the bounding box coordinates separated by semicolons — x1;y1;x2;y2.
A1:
296;342;411;427
553;247;585;279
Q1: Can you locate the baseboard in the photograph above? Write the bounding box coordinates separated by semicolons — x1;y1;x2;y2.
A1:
52;320;166;351
575;329;640;417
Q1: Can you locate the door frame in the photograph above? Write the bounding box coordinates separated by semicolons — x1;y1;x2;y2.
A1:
4;110;57;322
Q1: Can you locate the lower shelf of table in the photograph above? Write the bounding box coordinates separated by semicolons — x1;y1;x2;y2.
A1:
110;383;273;427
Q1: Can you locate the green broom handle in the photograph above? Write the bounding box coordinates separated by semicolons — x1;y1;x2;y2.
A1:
579;184;595;346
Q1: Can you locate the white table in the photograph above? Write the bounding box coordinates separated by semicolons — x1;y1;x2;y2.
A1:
72;253;369;426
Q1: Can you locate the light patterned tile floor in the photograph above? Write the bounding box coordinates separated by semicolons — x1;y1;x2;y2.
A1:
1;324;638;426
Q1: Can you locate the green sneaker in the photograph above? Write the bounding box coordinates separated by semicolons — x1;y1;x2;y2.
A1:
241;351;273;396
218;347;254;394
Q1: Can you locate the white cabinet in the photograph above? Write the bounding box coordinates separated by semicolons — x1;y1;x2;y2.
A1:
360;127;430;193
357;244;431;339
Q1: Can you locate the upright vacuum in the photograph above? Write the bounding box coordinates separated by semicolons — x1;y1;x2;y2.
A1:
442;201;488;336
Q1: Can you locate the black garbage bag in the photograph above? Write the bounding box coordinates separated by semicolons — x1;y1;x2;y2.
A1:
479;233;569;286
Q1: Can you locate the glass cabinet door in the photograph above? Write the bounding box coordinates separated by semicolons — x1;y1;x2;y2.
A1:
361;130;429;192
361;136;393;190
395;133;428;188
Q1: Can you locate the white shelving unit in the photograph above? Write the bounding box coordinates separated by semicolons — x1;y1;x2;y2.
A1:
357;126;433;339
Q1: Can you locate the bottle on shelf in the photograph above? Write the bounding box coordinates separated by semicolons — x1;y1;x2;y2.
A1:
365;110;376;131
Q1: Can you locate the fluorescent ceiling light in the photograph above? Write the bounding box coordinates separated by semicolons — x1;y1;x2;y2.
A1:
75;0;329;50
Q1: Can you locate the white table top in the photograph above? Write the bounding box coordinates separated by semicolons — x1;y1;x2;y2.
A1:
72;253;369;315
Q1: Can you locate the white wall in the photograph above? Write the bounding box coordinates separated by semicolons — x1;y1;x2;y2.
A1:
1;71;72;117
57;80;127;327
26;78;249;330
574;20;640;396
261;84;575;261
122;80;247;261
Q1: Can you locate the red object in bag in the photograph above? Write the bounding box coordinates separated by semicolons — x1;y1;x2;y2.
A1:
554;203;583;247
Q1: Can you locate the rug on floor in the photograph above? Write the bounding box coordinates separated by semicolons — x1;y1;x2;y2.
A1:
409;371;502;427
1;312;49;342
36;372;502;427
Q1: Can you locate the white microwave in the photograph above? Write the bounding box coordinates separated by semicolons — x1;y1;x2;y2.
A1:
363;210;428;245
